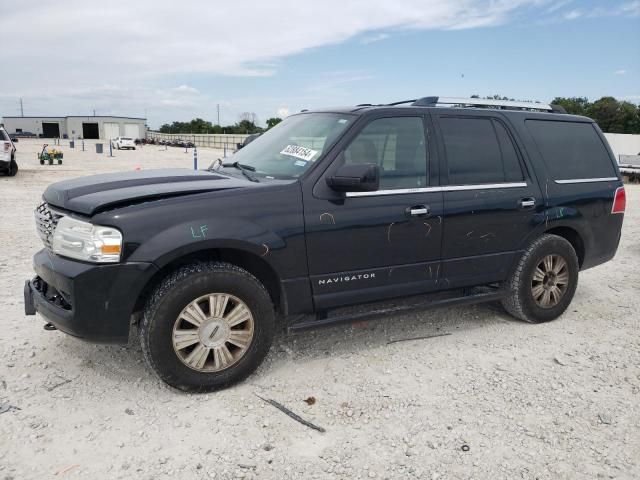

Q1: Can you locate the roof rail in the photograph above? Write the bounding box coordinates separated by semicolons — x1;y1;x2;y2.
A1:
411;96;554;112
387;99;417;106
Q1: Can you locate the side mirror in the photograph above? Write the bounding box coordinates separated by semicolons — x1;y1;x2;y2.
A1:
326;163;379;192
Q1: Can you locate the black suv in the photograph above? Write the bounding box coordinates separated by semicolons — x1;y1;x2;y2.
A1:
24;97;626;392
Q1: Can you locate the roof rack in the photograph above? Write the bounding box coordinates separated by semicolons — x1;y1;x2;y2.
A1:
410;96;562;112
387;99;417;106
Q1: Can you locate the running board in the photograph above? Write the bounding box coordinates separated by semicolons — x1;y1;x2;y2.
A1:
288;287;507;332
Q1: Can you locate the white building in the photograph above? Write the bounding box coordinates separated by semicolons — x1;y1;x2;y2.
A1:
1;115;147;140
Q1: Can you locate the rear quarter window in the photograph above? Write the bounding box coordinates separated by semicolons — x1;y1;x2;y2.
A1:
525;120;616;180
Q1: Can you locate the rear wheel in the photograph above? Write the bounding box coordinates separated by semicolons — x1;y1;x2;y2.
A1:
502;234;579;323
140;262;275;392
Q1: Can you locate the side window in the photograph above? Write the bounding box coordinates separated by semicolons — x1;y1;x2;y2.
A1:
525;120;616;180
440;117;523;185
343;117;427;189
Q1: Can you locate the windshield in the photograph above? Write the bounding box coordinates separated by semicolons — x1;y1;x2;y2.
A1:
222;113;354;178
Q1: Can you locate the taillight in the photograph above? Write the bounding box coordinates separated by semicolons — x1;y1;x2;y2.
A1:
3;142;10;152
611;186;626;214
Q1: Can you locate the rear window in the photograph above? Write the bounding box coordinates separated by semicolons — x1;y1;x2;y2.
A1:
1;130;9;142
525;120;615;180
121;137;133;141
440;117;524;185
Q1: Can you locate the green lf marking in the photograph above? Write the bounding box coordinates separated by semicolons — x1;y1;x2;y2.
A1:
190;225;208;239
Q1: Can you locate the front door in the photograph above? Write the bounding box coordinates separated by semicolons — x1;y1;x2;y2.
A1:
304;115;443;309
432;112;544;288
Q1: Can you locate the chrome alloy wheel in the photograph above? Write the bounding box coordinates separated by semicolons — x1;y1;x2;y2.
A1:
531;254;569;308
172;293;255;372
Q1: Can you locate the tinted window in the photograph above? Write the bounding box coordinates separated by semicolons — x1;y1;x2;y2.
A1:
440;117;523;185
526;120;615;180
344;117;427;189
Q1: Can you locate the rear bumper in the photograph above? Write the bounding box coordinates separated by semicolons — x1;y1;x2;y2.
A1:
25;249;158;344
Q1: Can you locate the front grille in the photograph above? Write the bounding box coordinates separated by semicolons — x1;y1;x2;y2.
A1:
35;203;63;250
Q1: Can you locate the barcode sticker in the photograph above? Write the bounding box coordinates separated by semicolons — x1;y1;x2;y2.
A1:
280;145;318;162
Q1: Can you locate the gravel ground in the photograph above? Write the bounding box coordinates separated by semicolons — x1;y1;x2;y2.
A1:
1;139;639;480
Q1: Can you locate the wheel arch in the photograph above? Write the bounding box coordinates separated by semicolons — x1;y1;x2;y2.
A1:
133;247;283;316
543;226;585;267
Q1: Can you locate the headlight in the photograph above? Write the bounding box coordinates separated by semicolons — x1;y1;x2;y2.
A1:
52;216;123;263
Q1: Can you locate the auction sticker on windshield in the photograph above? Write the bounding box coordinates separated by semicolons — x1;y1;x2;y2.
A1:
280;145;318;162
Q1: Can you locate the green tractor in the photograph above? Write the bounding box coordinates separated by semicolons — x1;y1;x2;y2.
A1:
38;144;63;165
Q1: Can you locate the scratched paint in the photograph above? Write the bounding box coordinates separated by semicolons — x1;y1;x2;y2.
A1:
261;244;270;257
386;222;395;244
319;213;335;225
423;222;432;237
190;225;208;239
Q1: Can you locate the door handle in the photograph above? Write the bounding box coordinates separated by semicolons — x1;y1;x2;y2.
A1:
519;197;536;209
407;205;430;217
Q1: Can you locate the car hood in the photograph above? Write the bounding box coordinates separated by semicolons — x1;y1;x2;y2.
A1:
43;168;255;215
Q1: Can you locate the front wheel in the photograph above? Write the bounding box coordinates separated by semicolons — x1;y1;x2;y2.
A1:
502;234;579;323
7;159;18;176
140;262;275;392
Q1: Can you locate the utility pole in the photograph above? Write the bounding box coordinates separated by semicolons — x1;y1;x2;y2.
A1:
93;109;96;116
20;98;24;116
217;104;220;126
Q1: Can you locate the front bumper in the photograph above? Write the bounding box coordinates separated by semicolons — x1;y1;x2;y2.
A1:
24;249;158;344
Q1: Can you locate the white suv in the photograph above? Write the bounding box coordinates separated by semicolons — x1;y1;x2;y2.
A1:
111;137;136;150
1;127;18;176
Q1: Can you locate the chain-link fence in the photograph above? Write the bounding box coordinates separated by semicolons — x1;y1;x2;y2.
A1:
146;131;250;150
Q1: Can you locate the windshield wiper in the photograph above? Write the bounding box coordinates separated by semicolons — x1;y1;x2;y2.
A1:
221;161;259;182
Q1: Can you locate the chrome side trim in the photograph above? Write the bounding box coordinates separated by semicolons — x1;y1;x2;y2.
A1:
554;177;618;184
347;187;439;197
443;182;527;191
346;182;528;197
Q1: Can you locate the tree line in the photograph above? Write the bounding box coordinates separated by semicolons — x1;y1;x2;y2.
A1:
550;97;639;134
158;113;281;135
472;95;640;134
158;97;640;136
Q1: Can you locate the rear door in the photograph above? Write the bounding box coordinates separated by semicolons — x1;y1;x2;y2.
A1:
432;112;544;288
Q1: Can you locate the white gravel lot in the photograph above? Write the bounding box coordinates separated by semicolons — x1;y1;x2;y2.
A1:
0;139;639;480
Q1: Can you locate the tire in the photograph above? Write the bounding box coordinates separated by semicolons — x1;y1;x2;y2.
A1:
7;159;18;176
140;262;275;392
502;234;579;323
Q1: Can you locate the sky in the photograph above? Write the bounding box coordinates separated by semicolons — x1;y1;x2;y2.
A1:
0;0;638;129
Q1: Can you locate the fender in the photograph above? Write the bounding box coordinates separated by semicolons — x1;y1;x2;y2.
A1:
126;216;287;272
515;206;592;262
